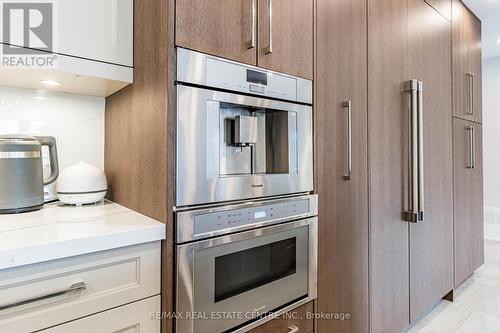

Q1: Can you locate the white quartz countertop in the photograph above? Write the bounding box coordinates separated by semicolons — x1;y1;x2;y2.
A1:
0;201;165;270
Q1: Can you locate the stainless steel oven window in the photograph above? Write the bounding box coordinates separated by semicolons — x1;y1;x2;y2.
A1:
214;237;297;303
176;218;317;333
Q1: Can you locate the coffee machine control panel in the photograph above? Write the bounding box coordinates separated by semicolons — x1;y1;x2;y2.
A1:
177;47;313;104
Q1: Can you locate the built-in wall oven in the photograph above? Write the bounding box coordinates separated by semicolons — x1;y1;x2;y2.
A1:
175;195;318;333
175;48;317;333
176;48;313;208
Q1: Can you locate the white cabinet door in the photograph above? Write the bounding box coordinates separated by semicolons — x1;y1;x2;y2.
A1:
0;242;160;333
40;296;161;333
55;0;133;66
0;0;133;67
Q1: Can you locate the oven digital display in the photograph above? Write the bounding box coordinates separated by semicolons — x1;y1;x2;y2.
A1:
254;211;267;219
247;69;267;85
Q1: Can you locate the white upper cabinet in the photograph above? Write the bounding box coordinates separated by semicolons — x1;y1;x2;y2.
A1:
0;0;133;97
55;0;133;67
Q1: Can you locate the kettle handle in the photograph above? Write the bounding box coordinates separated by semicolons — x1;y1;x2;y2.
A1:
36;136;59;185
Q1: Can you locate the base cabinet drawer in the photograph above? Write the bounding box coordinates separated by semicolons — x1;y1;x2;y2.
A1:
0;242;161;333
246;302;314;333
40;296;160;333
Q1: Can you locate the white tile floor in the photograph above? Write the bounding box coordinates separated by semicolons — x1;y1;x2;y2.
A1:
408;239;500;333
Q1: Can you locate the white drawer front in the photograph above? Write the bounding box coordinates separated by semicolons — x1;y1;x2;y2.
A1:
40;296;160;333
0;242;161;333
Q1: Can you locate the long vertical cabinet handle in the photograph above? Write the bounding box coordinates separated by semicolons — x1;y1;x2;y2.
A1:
466;71;474;115
246;0;257;49
403;80;424;223
343;101;353;181
467;126;475;169
417;81;425;222
470;72;475;116
264;0;273;54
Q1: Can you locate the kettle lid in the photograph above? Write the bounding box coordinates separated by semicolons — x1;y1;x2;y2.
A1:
0;134;38;142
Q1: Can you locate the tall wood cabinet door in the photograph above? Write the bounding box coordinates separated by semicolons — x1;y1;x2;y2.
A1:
368;0;410;331
257;0;313;79
453;119;484;287
316;0;368;332
452;0;470;121
175;0;257;65
408;0;454;322
468;15;482;123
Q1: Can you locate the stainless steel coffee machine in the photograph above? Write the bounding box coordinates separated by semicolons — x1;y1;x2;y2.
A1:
0;135;59;214
176;48;313;208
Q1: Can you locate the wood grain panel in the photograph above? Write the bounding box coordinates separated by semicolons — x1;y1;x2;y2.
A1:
175;0;256;65
105;1;168;223
408;0;454;322
468;14;482;123
257;0;313;79
246;302;314;333
163;0;177;331
452;0;470;121
315;0;369;331
104;0;175;332
368;0;410;331
453;119;484;287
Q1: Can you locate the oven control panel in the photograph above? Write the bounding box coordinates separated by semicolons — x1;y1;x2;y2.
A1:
192;199;311;237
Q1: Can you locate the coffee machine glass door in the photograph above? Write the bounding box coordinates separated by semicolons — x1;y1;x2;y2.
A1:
176;85;313;207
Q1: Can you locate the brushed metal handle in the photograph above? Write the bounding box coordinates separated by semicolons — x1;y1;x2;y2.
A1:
467;126;475;169
470;72;475;116
417;81;425;221
288;325;299;333
403;80;424;223
253;305;267;312
264;0;273;54
246;0;257;49
0;282;86;311
343;101;353;181
466;72;474;115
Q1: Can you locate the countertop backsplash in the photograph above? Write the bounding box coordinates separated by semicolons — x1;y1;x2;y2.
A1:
0;86;105;174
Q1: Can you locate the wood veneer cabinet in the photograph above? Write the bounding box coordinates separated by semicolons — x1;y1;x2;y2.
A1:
105;0;175;332
315;0;369;332
368;0;409;329
175;0;256;65
452;0;482;123
408;0;454;321
245;302;314;333
453;119;484;287
451;0;484;291
257;0;313;79
175;0;313;79
369;0;453;331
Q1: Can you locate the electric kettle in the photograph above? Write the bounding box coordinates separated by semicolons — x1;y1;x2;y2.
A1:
0;135;59;214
